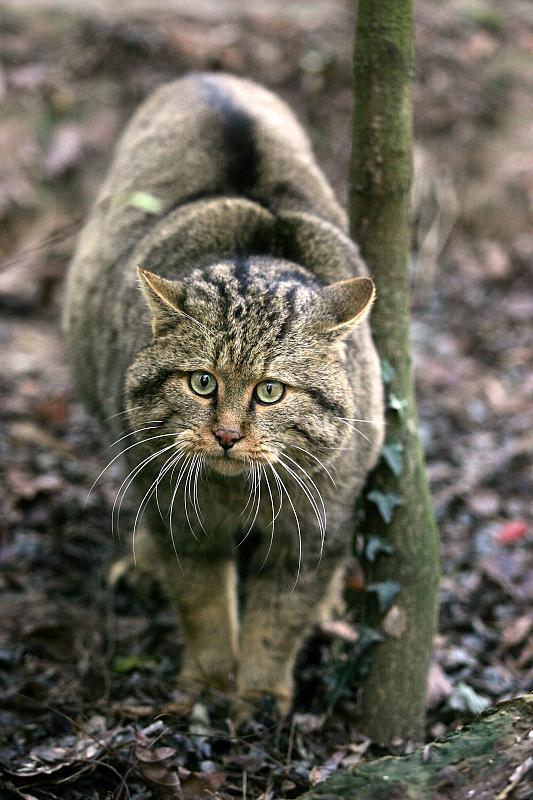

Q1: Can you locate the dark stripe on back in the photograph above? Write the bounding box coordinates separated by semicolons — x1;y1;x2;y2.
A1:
199;76;259;196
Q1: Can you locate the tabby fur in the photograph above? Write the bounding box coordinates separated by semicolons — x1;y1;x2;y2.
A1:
63;73;384;713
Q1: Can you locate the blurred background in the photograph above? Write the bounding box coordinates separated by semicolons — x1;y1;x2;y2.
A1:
0;0;532;795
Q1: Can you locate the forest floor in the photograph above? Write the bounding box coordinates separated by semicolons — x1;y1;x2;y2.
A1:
0;1;532;798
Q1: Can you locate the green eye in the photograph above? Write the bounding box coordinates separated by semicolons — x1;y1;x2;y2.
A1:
254;380;285;405
189;371;217;397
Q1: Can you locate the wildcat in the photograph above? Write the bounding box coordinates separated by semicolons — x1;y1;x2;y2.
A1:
63;73;384;714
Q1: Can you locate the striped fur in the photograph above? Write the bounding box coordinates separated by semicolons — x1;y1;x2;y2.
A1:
63;73;384;714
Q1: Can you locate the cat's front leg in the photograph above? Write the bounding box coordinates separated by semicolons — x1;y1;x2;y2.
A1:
238;542;345;715
138;503;239;693
163;555;239;693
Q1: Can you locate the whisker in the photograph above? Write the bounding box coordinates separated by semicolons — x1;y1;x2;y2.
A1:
240;457;256;519
109;423;164;448
289;444;339;492
277;456;326;565
336;418;372;444
169;454;193;564
105;405;144;421
183;456;201;541
131;448;182;564
236;463;262;548
112;441;180;543
192;456;207;535
258;464;280;572
155;449;187;524
270;463;302;591
336;417;385;426
85;432;182;504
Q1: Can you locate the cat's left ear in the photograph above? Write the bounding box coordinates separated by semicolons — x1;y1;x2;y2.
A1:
137;267;186;335
315;276;376;337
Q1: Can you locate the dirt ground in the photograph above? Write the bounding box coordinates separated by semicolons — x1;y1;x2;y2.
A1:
0;0;532;798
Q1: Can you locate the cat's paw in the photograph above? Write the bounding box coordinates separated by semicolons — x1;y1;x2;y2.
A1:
179;657;237;695
236;686;291;718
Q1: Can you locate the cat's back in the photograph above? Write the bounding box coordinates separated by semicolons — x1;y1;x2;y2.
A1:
63;73;356;418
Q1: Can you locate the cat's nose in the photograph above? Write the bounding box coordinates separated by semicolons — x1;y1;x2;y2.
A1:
214;427;242;450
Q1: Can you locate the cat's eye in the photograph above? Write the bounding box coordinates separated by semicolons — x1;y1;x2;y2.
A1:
189;371;217;397
254;380;285;405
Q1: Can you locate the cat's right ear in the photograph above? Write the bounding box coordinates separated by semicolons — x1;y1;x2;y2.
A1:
137;267;186;336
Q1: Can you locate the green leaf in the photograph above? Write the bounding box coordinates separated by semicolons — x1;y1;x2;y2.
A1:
381;358;395;384
113;655;156;673
366;580;401;614
367;489;403;523
128;190;163;215
381;441;404;476
388;392;407;418
365;535;395;561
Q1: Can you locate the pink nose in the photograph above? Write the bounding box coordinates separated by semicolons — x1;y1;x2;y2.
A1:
214;428;242;450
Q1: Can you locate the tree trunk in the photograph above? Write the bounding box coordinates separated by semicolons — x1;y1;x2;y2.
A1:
297;695;533;800
350;0;440;742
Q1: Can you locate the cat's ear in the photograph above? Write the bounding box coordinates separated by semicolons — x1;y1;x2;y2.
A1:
137;267;186;335
315;276;376;337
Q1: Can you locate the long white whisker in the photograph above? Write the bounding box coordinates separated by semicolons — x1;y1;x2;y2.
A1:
131;447;183;564
236;463;262;548
105;405;144;421
336;417;385;425
183;456;201;541
290;444;339;492
277;456;326;565
240;458;256;519
85;432;183;503
192;456;207;535
109;423;163;447
270;463;301;590
336;418;372;444
280;453;327;529
112;442;179;541
169;454;193;566
155;449;186;523
259;464;278;572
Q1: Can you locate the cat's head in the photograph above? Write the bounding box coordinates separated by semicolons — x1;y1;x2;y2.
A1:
125;259;375;478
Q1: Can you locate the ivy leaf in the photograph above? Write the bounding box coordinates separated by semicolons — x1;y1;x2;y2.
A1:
388;392;407;418
367;489;403;523
365;535;395;561
366;580;401;614
381;442;404;476
381;358;396;385
128;190;163;215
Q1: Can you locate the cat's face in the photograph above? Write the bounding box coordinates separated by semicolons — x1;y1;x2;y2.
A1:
125;260;374;479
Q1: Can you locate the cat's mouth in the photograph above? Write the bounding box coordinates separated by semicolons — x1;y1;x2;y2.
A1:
208;450;267;476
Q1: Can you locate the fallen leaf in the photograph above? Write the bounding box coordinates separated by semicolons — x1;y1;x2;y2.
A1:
321;620;358;643
309;750;347;785
496;520;529;545
43;124;83;177
427;662;453;708
501;614;533;651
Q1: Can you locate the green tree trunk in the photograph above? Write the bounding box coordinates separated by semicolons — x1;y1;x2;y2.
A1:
350;0;440;742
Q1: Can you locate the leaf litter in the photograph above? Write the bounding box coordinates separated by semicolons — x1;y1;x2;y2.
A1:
0;0;532;797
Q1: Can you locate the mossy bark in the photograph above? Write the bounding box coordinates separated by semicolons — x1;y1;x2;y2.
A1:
350;0;440;742
297;695;533;800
